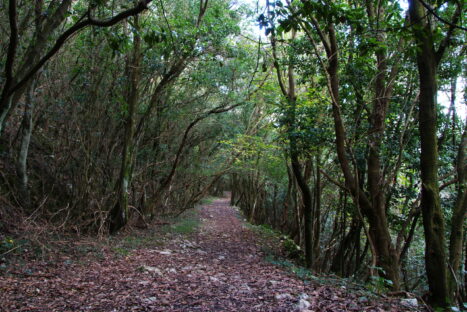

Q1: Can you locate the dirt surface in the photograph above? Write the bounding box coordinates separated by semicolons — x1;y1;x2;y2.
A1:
0;196;423;311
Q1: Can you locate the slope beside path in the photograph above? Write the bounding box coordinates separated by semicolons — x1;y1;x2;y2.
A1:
0;196;422;311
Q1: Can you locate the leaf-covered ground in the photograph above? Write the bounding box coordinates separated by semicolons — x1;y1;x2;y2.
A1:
1;197;424;311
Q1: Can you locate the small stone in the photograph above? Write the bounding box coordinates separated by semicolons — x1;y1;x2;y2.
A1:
297;298;311;311
158;250;172;255
141;265;163;276
401;298;418;308
299;293;310;300
358;296;369;303
275;293;293;300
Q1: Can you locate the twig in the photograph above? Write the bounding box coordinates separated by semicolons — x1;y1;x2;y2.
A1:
319;169;349;192
0;244;22;256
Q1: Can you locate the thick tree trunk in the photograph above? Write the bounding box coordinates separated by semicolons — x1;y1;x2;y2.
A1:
409;0;449;306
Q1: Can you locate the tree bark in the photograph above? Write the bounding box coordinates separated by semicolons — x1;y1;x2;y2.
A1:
409;0;449;306
312;153;321;269
109;17;142;233
319;22;401;289
449;127;467;299
15;80;35;209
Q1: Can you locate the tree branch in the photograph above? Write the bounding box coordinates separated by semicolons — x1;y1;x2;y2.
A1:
435;1;463;65
2;0;18;99
417;0;466;32
1;0;153;108
320;169;349;192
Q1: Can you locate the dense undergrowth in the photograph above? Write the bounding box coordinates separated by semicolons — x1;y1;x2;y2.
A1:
0;201;205;277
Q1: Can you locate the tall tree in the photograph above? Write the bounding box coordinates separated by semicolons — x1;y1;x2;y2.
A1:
408;0;463;306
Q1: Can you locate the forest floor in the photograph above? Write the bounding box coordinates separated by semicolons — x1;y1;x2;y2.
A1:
0;196;425;312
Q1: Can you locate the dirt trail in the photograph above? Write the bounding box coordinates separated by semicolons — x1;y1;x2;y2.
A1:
1;196;420;311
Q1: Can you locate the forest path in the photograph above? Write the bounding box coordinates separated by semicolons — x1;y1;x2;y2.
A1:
1;196;418;311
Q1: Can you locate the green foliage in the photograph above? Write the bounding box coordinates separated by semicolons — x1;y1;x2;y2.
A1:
281;235;304;261
365;267;395;294
170;218;199;235
162;209;201;236
200;196;216;205
0;237;16;254
112;247;131;257
265;255;313;280
0;0;465;308
367;275;393;294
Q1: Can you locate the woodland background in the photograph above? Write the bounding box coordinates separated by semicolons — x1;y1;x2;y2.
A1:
0;0;465;309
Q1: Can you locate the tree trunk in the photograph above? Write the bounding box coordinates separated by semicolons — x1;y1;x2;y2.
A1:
230;173;237;206
15;80;35;209
312;153;321;269
282;162;293;231
324;23;400;289
290;151;313;268
409;0;449;306
449;127;467;299
272;184;278;228
109;17;141;233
